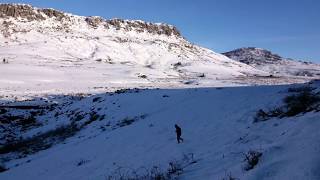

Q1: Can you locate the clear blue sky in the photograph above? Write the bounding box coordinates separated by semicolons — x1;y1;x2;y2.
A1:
2;0;320;62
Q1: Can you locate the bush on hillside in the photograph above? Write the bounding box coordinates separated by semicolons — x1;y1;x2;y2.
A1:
0;164;7;173
283;88;320;116
221;172;239;180
243;150;262;171
106;153;197;180
0;123;79;155
254;85;320;122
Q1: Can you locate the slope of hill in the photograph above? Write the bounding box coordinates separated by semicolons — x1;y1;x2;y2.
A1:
0;82;320;180
0;4;255;97
0;4;316;98
223;47;320;77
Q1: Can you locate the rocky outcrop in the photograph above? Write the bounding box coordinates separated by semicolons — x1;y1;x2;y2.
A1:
0;4;66;21
0;4;181;37
85;16;104;28
123;20;181;36
41;8;66;20
84;17;181;36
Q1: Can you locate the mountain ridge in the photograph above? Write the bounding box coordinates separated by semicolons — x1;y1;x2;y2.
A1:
0;3;181;37
223;47;320;77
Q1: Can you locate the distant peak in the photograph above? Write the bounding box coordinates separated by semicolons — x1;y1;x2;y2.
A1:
229;47;276;54
223;47;283;64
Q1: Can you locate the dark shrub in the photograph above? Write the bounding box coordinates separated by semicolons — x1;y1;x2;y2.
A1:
138;74;148;79
92;97;101;102
19;116;38;131
197;73;205;78
0;124;79;155
172;62;182;68
243;150;262;171
254;109;269;122
167;160;183;175
222;172;239;180
106;153;196;180
117;117;136;127
284;89;320;116
72;114;85;122
115;89;130;94
81;112;100;127
77;159;90;166
0;164;7;173
254;85;320;122
0;108;7;114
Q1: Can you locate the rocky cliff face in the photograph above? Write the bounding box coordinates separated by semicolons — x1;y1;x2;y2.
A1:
0;4;180;37
0;4;66;20
85;17;181;36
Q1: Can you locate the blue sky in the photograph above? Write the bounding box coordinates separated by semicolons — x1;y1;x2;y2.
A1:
2;0;320;62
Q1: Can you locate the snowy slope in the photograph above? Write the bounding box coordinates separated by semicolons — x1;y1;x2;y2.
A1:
0;4;256;97
1;82;320;180
223;47;320;77
0;4;316;98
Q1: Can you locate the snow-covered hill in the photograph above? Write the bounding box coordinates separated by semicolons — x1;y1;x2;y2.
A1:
1;82;320;180
223;47;320;77
0;4;252;96
0;4;316;98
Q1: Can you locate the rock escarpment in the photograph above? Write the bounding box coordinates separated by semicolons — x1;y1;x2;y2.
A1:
0;4;181;37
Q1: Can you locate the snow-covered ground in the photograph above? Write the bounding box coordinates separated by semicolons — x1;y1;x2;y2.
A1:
1;4;320;180
1;82;320;180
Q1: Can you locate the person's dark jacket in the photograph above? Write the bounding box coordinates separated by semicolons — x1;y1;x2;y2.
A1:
175;125;182;136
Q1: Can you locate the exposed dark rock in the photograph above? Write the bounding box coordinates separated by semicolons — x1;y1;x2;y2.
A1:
85;16;104;27
0;4;37;20
0;4;66;21
105;18;181;36
41;8;66;20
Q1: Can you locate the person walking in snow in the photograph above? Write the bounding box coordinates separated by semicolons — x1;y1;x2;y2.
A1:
175;124;184;143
